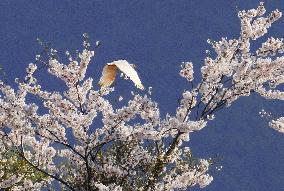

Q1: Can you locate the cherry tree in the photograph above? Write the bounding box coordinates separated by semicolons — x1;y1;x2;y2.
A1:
0;2;283;190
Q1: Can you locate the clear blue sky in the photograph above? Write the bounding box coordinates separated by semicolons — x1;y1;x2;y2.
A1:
0;0;284;190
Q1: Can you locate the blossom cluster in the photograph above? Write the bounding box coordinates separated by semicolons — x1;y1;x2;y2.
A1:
269;117;284;133
179;62;194;82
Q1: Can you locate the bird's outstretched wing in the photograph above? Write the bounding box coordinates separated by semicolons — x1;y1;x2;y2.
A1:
111;60;144;90
98;64;118;87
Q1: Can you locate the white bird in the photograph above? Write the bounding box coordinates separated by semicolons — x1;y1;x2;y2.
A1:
99;60;144;90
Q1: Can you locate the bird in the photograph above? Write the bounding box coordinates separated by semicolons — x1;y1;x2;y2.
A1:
98;60;144;90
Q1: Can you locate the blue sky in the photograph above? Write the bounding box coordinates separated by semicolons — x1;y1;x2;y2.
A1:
0;0;284;190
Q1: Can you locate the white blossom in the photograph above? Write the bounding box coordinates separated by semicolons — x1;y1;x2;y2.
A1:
269;117;284;133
